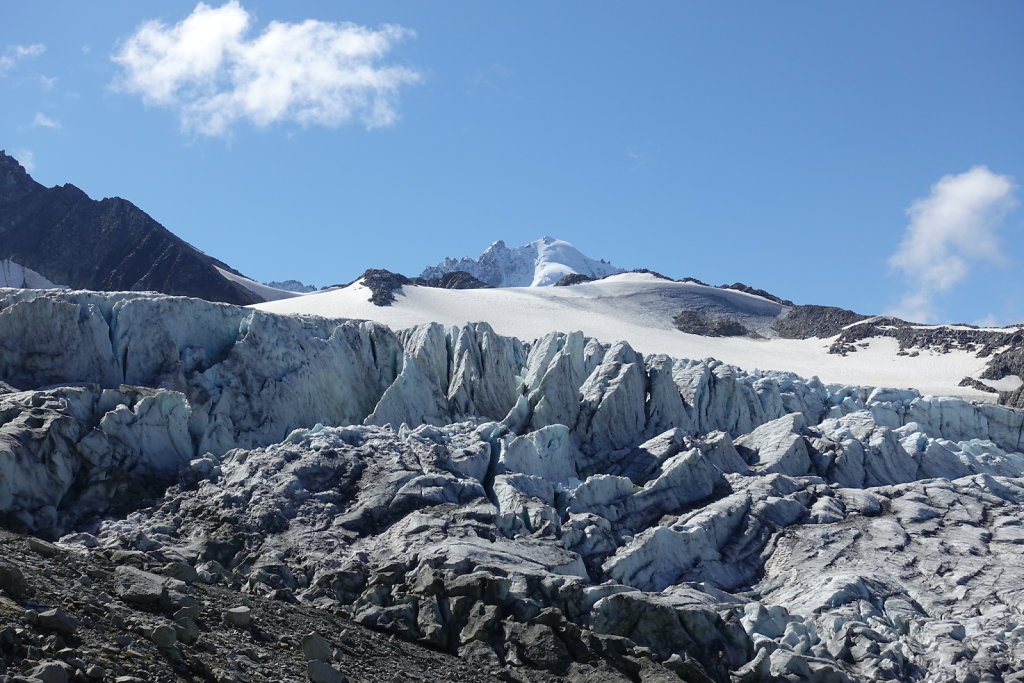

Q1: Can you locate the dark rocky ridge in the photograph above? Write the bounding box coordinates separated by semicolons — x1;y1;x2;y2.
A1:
772;305;871;340
0;151;260;306
350;269;492;306
958;376;999;393
413;271;492;290
717;282;794;307
629;268;673;281
553;274;594;287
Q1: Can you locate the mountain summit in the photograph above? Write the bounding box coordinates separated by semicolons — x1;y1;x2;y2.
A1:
419;236;623;287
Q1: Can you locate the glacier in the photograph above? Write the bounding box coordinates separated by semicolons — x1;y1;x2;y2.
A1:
1;288;1024;681
257;272;1022;402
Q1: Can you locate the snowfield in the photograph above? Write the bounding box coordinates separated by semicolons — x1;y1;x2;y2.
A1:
255;273;1019;400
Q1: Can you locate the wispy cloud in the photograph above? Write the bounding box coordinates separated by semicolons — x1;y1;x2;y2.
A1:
0;43;45;76
11;149;35;173
32;112;61;129
467;63;512;94
888;166;1017;323
39;75;57;89
111;1;421;137
626;147;651;170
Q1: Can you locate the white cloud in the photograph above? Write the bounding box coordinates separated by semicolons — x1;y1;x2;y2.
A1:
32;112;61;129
888;166;1017;322
0;43;45;76
11;149;35;173
973;313;1002;328
39;75;57;89
111;1;421;136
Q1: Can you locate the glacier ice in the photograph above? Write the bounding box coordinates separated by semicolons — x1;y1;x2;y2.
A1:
1;288;1023;680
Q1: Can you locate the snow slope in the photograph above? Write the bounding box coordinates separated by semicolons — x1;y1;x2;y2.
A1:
214;267;303;302
255;273;1021;400
419;236;623;287
0;259;65;289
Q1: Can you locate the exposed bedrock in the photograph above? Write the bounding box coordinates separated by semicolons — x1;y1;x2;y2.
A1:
1;289;1024;680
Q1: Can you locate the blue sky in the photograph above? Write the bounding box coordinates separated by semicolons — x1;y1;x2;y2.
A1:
2;1;1022;323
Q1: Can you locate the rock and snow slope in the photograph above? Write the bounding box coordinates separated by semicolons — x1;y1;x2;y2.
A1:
256;273;1023;401
420;236;624;287
2;288;1024;680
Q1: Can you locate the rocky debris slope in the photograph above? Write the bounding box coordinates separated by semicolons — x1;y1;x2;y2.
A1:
827;318;1020;359
0;151;261;306
0;530;499;683
2;289;1024;680
825;318;1023;402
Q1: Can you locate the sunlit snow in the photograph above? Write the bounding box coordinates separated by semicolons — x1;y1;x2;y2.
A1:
255;273;1018;400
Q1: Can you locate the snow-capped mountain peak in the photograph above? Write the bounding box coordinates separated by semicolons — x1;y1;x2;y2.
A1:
420;236;623;287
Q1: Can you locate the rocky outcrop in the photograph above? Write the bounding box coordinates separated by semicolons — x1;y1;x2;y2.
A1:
412;271;492;290
981;340;1024;381
672;309;752;337
773;304;869;339
1002;384;1024;410
349;269;491;307
352;269;412;305
553;273;594;287
0;151;262;306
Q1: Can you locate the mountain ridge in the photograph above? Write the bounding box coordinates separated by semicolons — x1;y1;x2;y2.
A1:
0;150;267;305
